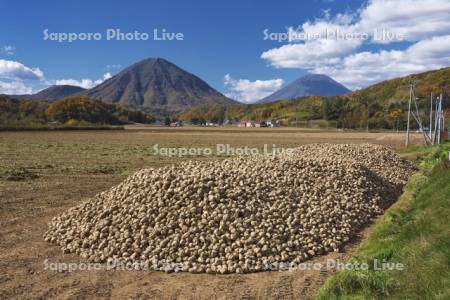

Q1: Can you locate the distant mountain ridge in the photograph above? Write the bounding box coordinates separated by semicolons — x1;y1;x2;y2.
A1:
16;85;86;101
83;58;236;112
259;74;350;103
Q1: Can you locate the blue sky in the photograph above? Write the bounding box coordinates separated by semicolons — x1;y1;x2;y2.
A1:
1;0;450;102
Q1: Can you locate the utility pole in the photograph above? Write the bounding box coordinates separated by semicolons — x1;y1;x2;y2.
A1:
429;93;433;142
405;81;413;147
433;97;439;145
437;94;443;144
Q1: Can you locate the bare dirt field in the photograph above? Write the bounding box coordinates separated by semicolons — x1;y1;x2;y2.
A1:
0;127;422;299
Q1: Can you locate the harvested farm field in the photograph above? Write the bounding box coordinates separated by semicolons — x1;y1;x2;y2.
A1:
0;128;423;299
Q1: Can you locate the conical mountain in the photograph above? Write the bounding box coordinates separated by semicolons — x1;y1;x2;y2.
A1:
84;58;235;111
259;74;350;103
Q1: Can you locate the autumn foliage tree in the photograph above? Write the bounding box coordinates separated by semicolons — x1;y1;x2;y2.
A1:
45;96;153;124
46;96;116;124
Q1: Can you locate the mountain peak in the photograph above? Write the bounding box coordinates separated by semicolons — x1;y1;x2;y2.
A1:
126;57;172;70
136;57;170;65
259;73;350;103
301;74;331;80
84;57;235;111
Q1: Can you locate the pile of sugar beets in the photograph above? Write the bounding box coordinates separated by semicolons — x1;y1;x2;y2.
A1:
45;144;416;274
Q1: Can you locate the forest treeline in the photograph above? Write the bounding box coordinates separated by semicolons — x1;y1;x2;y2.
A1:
1;67;450;129
0;95;154;127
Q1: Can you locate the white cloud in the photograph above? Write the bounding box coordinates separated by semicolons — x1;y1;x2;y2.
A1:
261;13;362;69
0;80;33;94
313;35;450;89
1;45;15;55
0;59;44;80
261;39;360;69
101;72;112;81
0;58;43;94
261;0;450;89
358;0;450;42
0;60;114;94
224;74;284;103
55;72;112;89
54;78;96;89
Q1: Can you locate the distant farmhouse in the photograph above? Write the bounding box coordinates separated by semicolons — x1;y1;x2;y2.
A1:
237;120;280;128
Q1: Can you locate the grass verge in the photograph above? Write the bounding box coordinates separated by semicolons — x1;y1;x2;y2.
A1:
315;142;450;299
